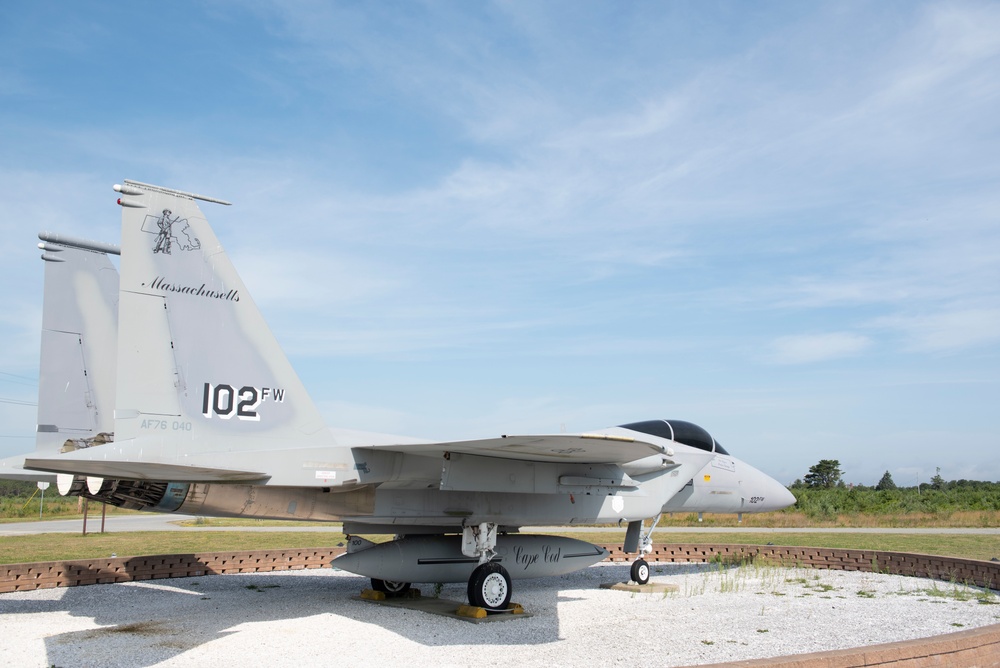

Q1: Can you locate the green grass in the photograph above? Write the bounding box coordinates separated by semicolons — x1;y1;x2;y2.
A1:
0;496;138;523
0;531;349;564
547;531;1000;562
177;518;334;527
0;529;997;564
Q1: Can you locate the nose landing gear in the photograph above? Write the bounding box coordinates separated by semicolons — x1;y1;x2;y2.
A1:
630;558;650;585
623;513;661;585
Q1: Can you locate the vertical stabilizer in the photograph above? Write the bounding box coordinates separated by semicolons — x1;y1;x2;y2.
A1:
35;233;120;453
113;180;334;457
0;233;119;482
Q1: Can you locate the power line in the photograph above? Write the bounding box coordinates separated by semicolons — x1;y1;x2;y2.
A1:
0;372;38;388
0;397;37;407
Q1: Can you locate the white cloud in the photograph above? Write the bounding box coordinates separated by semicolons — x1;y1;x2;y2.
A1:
231;247;402;310
766;332;872;365
875;307;1000;353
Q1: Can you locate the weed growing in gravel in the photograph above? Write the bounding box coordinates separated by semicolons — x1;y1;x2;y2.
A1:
244;584;280;592
718;573;741;594
856;590;876;598
912;580;997;604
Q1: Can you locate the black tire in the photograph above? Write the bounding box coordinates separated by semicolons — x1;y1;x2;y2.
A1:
371;578;411;597
630;558;650;585
467;562;512;611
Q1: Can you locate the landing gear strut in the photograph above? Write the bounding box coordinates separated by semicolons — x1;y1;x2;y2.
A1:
462;521;512;611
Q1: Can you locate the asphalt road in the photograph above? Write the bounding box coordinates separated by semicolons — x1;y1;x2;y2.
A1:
2;513;999;536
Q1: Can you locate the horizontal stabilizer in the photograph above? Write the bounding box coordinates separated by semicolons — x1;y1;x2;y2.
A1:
369;433;665;464
0;455;57;483
23;457;268;483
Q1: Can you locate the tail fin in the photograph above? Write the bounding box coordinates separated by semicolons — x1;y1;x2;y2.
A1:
112;180;332;453
36;233;120;453
0;233;119;481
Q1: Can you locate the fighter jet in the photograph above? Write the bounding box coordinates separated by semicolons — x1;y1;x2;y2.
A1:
25;180;795;610
0;233;119;484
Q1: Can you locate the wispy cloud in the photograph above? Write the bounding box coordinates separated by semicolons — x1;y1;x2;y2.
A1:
874;307;1000;353
765;332;872;365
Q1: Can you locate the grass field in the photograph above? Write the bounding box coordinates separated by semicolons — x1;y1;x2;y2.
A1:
156;509;1000;529
1;528;997;565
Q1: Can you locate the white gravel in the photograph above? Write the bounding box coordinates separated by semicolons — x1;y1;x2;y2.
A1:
2;562;998;667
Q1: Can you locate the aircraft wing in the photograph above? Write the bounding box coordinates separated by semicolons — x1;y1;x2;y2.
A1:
23;457;269;483
19;432;664;488
366;432;666;464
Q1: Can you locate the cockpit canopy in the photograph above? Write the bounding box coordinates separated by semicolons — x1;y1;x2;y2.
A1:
619;419;729;455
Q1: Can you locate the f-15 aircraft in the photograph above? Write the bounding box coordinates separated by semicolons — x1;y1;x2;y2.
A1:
23;180;795;611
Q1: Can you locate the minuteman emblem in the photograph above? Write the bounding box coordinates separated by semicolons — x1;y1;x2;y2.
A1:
142;210;201;254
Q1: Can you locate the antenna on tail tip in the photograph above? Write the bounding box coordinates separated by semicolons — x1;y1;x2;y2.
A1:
115;180;232;206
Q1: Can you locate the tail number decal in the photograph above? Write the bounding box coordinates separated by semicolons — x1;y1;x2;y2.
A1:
201;383;284;421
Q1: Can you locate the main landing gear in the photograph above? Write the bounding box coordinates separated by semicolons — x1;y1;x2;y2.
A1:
623;514;661;585
463;522;512;612
355;522;514;612
370;579;412;597
468;561;512;610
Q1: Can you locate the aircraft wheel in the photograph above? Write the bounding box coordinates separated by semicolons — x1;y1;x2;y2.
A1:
371;578;411;597
630;558;650;585
467;562;512;611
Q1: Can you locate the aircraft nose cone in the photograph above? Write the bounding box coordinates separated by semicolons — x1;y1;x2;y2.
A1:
774;483;796;510
756;471;796;511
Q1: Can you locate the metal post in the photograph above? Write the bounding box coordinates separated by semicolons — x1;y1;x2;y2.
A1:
101;502;107;533
36;481;50;520
82;498;89;536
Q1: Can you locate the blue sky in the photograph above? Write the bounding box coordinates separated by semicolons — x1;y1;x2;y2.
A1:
1;1;998;487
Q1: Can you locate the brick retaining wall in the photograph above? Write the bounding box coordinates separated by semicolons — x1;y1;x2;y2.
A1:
606;544;1000;590
2;544;999;667
1;548;341;592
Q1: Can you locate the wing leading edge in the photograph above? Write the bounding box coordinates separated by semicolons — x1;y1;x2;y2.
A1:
365;432;665;464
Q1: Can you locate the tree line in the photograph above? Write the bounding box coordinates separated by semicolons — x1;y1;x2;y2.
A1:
786;459;1000;518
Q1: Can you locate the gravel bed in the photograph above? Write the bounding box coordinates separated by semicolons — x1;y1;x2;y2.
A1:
2;562;998;667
